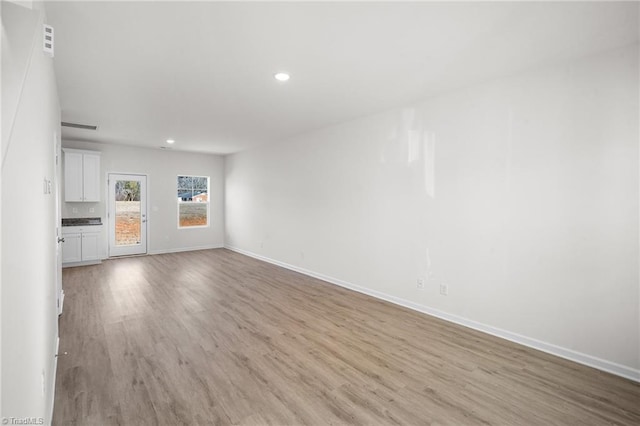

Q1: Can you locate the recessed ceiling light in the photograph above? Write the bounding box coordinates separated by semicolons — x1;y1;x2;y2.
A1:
166;139;175;144
274;72;290;82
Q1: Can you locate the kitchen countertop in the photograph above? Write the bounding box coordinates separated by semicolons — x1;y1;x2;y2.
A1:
62;217;103;226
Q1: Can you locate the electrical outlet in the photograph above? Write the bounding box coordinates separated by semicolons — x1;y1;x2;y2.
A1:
89;207;95;213
72;208;78;214
439;283;449;296
417;278;425;289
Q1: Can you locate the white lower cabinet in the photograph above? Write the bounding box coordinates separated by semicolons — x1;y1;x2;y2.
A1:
62;233;82;263
81;231;100;261
62;225;103;266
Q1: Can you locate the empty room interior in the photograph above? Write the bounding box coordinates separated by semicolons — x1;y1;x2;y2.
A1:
2;1;640;424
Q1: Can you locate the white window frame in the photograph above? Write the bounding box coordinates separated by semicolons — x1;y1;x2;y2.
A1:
177;175;210;229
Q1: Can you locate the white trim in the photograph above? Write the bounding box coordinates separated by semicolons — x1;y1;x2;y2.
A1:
61;147;100;155
48;336;60;425
58;290;64;315
177;175;211;229
225;245;640;383
148;244;224;256
107;173;148;257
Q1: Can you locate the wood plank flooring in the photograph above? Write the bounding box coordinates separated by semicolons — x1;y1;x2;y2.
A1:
53;248;640;425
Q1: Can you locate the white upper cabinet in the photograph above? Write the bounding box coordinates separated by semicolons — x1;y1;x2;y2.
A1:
63;149;101;202
82;152;101;202
64;151;84;201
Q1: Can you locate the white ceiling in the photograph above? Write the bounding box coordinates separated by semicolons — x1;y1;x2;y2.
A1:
45;1;639;155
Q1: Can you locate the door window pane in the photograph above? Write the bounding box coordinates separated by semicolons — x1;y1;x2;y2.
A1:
115;180;141;245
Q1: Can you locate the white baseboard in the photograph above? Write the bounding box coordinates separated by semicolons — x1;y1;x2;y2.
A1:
225;245;640;383
148;244;224;256
62;259;101;268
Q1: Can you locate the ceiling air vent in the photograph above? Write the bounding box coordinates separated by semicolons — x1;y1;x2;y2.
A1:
61;122;98;131
43;25;54;57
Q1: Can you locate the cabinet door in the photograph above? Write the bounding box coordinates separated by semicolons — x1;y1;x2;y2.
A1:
83;153;101;202
64;152;84;202
62;233;82;263
81;232;100;261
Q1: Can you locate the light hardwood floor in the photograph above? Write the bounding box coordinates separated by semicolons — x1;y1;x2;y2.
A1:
54;249;640;425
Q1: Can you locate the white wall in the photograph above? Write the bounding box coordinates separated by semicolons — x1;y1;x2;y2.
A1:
1;1;60;422
226;45;640;380
61;140;225;256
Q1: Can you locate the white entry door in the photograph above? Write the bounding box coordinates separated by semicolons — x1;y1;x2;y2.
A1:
108;174;147;256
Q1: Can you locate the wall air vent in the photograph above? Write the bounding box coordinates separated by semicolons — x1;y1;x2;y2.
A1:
43;25;54;57
61;122;98;131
